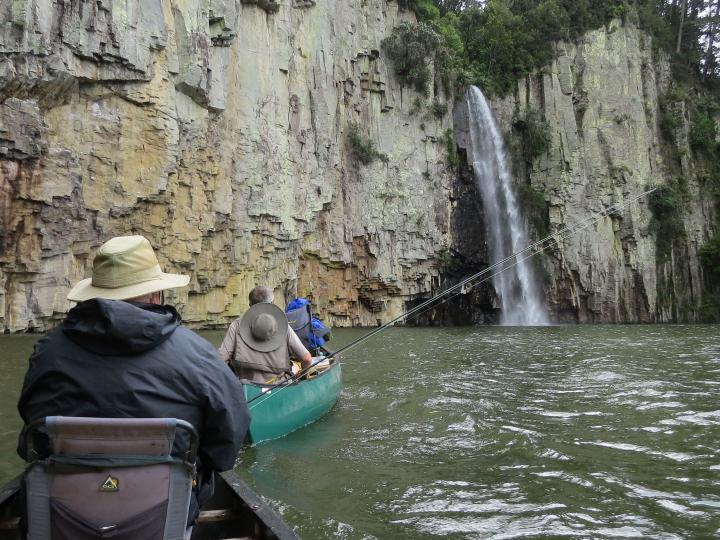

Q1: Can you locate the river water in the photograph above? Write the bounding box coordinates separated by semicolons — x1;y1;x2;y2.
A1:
1;325;719;538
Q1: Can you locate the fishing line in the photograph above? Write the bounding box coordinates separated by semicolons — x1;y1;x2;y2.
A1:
247;186;657;410
324;186;657;359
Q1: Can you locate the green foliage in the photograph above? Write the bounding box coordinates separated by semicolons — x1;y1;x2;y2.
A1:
657;92;683;166
458;2;533;95
443;128;460;168
409;97;449;120
700;232;720;277
699;295;720;323
452;0;631;95
382;22;444;95
637;3;674;50
699;231;720;322
434;246;463;271
687;96;720;194
648;185;686;258
429;98;449;119
513;108;551;162
435;247;451;266
400;0;719;98
659;107;680;144
517;183;549;236
690;112;718;152
346;124;388;165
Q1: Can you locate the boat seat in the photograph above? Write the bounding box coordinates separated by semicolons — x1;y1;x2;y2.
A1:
23;416;198;540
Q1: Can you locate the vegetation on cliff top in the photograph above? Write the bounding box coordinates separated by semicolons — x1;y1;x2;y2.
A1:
393;0;720;96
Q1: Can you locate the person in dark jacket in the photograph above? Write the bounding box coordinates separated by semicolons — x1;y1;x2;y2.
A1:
17;235;250;526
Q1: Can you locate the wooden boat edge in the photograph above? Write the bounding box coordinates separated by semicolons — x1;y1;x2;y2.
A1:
218;470;299;540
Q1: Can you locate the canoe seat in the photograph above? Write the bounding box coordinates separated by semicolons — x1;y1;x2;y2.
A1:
23;416;198;540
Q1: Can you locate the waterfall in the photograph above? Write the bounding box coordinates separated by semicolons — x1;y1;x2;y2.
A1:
465;85;549;326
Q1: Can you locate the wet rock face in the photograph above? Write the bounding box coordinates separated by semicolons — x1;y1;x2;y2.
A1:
414;158;498;326
453;20;716;324
0;0;455;332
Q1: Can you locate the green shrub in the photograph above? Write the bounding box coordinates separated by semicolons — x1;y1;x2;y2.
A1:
513;108;551;162
700;232;720;277
699;232;720;322
382;22;443;95
689;112;718;154
443;128;460;168
659;108;679;144
517;183;549;236
607;2;631;21
429;99;448;119
699;295;720;323
411;97;426;115
347;124;388;165
648;185;686;258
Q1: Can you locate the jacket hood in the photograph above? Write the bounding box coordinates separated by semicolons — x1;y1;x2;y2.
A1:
63;298;182;355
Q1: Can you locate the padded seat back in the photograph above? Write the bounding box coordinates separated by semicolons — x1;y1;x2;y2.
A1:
24;417;197;540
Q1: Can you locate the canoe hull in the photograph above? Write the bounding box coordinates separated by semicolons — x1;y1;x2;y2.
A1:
244;360;342;444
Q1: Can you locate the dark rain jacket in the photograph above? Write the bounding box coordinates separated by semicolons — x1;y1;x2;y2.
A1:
16;298;250;524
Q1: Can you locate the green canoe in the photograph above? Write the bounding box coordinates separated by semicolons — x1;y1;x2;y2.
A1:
243;357;342;444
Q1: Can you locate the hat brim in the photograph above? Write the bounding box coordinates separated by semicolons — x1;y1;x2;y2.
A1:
239;303;288;352
67;272;190;302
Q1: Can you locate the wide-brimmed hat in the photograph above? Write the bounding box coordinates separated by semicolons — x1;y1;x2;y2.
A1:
67;235;190;302
239;303;288;352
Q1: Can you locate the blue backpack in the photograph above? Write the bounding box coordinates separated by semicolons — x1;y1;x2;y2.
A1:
286;298;331;352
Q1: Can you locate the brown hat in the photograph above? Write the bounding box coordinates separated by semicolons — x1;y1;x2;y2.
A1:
67;235;190;302
239;302;288;352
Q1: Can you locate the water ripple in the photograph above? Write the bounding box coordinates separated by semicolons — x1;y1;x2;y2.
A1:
233;325;720;539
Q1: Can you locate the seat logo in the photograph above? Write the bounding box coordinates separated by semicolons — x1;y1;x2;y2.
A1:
100;475;119;492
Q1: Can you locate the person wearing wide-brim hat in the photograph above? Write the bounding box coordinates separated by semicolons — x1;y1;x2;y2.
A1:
219;285;312;383
17;235;250;529
66;235;191;302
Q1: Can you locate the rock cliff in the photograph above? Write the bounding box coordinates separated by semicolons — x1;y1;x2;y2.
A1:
453;19;717;323
0;0;454;332
1;4;716;332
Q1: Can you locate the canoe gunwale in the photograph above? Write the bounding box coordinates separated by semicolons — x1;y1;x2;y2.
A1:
243;355;341;390
217;470;299;540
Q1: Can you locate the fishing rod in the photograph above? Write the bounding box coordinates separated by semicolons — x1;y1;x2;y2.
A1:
322;186;658;359
247;186;657;409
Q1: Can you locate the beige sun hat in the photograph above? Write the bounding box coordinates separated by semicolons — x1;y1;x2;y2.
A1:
239;303;289;352
67;235;190;302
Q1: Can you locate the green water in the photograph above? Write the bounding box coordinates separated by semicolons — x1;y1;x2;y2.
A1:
2;325;719;538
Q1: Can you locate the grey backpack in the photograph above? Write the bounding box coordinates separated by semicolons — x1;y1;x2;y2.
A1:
23;416;198;540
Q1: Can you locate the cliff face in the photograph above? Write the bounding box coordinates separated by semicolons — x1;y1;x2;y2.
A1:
454;19;717;323
2;5;715;332
0;0;454;332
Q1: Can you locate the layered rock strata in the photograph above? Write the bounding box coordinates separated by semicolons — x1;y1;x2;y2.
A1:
0;0;454;332
454;19;716;323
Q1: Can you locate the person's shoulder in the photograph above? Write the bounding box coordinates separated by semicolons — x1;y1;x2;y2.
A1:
226;318;242;330
170;327;236;372
171;326;217;353
32;325;71;357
